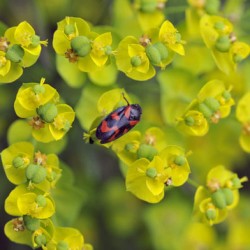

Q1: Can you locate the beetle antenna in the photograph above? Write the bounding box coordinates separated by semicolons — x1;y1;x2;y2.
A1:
122;92;130;106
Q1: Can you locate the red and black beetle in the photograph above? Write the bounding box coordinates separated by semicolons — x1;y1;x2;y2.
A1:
95;94;142;144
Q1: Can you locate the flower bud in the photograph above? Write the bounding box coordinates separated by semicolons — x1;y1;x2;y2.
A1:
57;241;69;250
64;24;76;36
214;21;225;31
70;36;91;57
105;45;112;55
37;103;58;123
131;56;142;67
231;176;242;189
137;144;158;161
233;54;244;63
145;44;161;65
205;207;217;221
33;84;45;95
204;97;220;112
12;156;25;168
205;0;220;15
174;155;186;166
153;42;169;61
125;143;138;153
35;195;47;207
23;215;40;231
215;35;231;52
140;0;157;13
35;234;47;246
221;188;234;206
26;164;47;184
146;167;157;178
5;44;24;63
222;91;231;101
211;189;227;209
198;103;213;119
184;116;195;126
31;35;41;47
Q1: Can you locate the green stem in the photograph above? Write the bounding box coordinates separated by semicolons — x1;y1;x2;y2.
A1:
187;178;200;188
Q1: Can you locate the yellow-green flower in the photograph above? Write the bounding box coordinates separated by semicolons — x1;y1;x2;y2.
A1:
126;156;170;203
159;146;191;186
177;80;234;136
112;126;167;165
44;227;85;250
236;92;250;153
159;20;185;56
90;32;112;67
1;141;61;188
4;21;47;67
177;109;209;136
230;41;250;64
5;184;55;219
193;165;247;225
14;78;59;118
1;141;34;185
115;36;155;80
53;16;112;73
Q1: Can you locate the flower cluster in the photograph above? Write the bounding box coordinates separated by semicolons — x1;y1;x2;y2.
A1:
53;16;113;72
177;79;234;136
115;20;185;80
84;89;191;203
193;165;247;225
14;78;75;142
200;15;250;74
0;21;47;84
1;141;92;249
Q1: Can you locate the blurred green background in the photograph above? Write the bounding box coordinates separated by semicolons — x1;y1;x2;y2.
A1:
0;0;250;249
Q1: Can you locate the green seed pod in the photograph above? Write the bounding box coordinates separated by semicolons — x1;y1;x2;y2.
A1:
31;35;41;47
26;164;47;184
131;56;142;67
233;54;244;63
125;143;138;153
174;155;186;166
23;215;40;231
37;103;58;123
105;45;112;55
145;44;161;65
12;156;25;168
57;241;69;250
137;144;158;161
64;24;76;36
35;195;47;207
70;36;91;57
222;91;231;101
231;176;242;189
211;189;227;209
198;103;213;119
153;42;169;61
184;116;195;126
205;208;217;221
204;97;220;112
215;35;231;53
146;167;158;178
221;188;234;206
214;21;225;31
35;234;47;246
140;0;157;13
205;0;220;15
5;44;24;63
33;84;45;95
